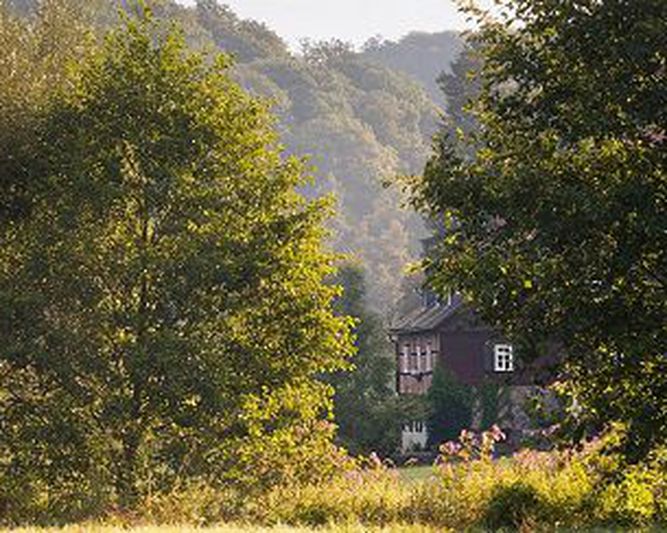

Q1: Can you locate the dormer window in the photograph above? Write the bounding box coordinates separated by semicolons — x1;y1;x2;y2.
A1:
445;289;453;307
494;344;514;372
421;288;454;308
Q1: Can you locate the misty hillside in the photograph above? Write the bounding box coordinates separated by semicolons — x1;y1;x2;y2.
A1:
6;0;463;311
361;30;464;106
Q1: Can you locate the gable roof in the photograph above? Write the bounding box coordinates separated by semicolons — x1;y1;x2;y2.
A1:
390;299;464;334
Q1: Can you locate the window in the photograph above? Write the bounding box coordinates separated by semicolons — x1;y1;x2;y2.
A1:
410;348;419;372
401;344;409;373
494;344;514;372
419;345;428;373
403;421;426;433
425;342;433;371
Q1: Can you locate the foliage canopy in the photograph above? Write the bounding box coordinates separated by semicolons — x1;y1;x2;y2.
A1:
0;7;353;515
413;0;666;458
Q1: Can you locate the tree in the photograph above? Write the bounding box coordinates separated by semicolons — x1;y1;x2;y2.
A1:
0;0;91;224
436;44;482;138
329;264;399;457
427;364;473;447
412;0;666;459
4;0;448;314
361;30;464;106
0;7;353;512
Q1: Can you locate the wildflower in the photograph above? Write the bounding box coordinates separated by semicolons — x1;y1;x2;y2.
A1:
440;441;462;457
489;424;507;443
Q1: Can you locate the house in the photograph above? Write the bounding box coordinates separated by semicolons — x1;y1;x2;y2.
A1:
389;293;556;452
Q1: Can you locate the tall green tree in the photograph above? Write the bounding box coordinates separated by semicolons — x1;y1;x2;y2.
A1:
329;264;399;456
0;7;352;512
436;44;482;138
413;0;666;459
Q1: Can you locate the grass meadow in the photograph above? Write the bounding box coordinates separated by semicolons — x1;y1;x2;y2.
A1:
2;431;665;531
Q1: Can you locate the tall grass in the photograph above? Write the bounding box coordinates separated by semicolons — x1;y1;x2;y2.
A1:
3;427;665;531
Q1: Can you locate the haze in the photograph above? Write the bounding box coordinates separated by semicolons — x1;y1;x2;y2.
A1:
179;0;473;49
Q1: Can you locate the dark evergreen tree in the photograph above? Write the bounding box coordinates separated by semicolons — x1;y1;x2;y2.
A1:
437;44;482;137
426;364;473;447
329;264;399;456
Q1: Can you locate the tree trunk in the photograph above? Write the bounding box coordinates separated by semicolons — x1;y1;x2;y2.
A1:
116;427;141;506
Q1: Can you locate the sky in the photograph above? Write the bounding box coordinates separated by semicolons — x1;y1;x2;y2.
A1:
179;0;474;50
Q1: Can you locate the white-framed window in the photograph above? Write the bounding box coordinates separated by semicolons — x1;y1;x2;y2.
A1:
401;344;409;373
494;344;514;372
425;342;433;372
403;421;426;433
418;344;426;372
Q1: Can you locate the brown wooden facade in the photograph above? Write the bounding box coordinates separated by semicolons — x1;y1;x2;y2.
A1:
391;295;559;453
391;298;554;397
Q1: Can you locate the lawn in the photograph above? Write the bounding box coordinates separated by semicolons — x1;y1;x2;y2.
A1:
397;465;436;484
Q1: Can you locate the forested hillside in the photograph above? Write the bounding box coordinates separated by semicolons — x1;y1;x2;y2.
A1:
5;0;462;310
361;30;464;106
179;2;463;310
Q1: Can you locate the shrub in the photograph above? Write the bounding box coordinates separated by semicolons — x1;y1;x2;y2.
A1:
426;365;473;447
483;482;541;530
117;437;667;530
3;426;665;530
134;481;244;527
593;445;667;527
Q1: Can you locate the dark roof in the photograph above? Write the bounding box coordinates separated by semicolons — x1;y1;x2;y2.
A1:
390;299;464;334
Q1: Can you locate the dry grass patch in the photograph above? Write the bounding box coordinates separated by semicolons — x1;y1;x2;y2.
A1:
6;525;442;533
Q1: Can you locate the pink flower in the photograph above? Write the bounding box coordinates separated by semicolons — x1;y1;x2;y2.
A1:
440;441;462;456
489;424;507;442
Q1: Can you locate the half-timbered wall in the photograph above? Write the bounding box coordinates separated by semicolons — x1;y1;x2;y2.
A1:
396;333;439;395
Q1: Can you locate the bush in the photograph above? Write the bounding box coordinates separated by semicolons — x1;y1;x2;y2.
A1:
482;482;541;530
426;365;473;447
238;432;664;531
593;445;667;528
130;481;244;527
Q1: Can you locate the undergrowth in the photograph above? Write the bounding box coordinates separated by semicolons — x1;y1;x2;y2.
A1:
2;427;665;531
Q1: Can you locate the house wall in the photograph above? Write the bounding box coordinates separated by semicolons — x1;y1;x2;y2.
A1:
393;307;559;453
396;332;438;395
435;312;558;387
437;330;493;385
396;326;533;392
399;374;432;395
